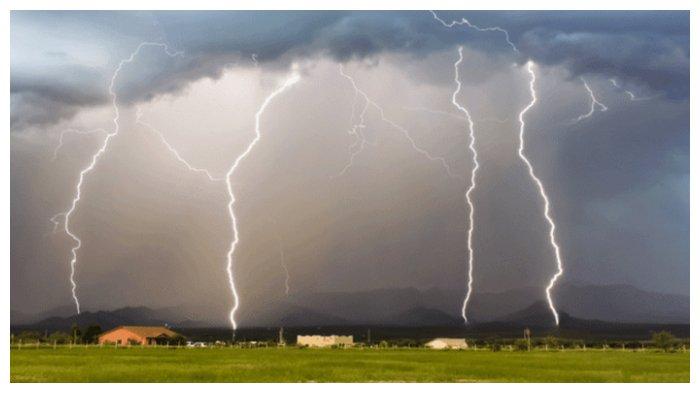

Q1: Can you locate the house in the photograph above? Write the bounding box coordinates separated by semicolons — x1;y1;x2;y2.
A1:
296;335;354;348
425;338;469;350
98;326;181;346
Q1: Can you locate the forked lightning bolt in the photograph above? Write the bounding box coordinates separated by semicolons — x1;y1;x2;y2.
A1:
609;78;637;100
268;217;291;296
52;128;108;161
430;10;518;52
336;65;458;179
609;78;656;101
136;108;223;182
57;42;182;314
518;61;564;325
572;78;608;123
452;47;479;323
225;73;300;332
334;68;372;178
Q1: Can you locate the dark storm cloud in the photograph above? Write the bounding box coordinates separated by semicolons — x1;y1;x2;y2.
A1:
10;64;106;128
10;11;689;130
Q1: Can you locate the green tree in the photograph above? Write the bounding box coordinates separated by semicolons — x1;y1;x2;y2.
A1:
70;323;82;343
82;325;102;344
544;336;559;350
514;339;529;351
17;330;42;343
48;331;71;344
165;335;187;346
652;331;677;352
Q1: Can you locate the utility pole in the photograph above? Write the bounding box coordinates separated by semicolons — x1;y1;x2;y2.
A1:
278;327;285;347
367;329;371;346
524;328;531;352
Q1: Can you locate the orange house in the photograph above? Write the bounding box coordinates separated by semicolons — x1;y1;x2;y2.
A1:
98;326;180;346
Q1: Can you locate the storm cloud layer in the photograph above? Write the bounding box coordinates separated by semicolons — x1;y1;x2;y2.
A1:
10;11;688;324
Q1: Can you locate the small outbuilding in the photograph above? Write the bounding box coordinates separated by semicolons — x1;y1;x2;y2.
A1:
425;338;469;350
297;335;354;348
98;326;180;346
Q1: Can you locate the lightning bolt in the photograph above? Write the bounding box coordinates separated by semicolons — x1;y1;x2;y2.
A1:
52;128;108;161
517;61;564;325
335;65;458;179
609;78;637;100
451;47;479;324
572;78;608;123
225;72;300;332
56;42;182;314
135;108;223;182
430;10;519;53
267;217;291;296
609;78;657;101
334;70;372;178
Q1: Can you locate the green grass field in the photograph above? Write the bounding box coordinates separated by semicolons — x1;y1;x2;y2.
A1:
10;346;689;382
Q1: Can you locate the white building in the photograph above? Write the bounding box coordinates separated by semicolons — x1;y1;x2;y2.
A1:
425;338;469;350
297;335;354;348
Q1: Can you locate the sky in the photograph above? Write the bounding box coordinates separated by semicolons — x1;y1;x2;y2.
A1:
10;11;689;324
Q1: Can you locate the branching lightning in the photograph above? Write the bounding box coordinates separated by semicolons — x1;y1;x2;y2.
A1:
572;78;608;123
335;65;458;179
136;108;223;182
267;217;291;296
52;128;108;161
224;72;300;332
56;42;182;314
334;70;372;178
517;61;564;326
451;47;479;324
609;78;656;101
430;10;519;53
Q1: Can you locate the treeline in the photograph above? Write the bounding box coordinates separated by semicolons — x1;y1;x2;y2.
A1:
369;331;688;352
11;323;101;344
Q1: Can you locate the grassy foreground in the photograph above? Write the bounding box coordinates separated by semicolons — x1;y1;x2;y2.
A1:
10;346;689;382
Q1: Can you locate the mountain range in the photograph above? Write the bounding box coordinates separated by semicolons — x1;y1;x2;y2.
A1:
11;283;688;331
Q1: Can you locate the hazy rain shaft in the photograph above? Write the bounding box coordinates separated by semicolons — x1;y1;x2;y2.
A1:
11;11;688;328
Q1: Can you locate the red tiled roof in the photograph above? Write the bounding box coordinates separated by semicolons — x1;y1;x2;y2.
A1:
100;325;179;338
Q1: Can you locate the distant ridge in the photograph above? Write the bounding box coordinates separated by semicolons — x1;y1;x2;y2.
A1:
12;283;688;330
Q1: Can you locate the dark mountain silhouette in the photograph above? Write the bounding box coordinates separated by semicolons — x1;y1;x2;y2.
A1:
389;307;462;326
495;300;560;326
12;283;687;331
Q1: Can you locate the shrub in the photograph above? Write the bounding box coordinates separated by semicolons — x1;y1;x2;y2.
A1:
514;339;529;351
48;331;71;344
652;331;677;352
543;336;559;350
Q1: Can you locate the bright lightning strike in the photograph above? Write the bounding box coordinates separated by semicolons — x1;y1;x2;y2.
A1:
224;72;300;332
136;108;223;182
517;61;564;326
57;42;182;314
572;78;608;123
430;10;519;53
336;65;458;179
452;47;479;324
